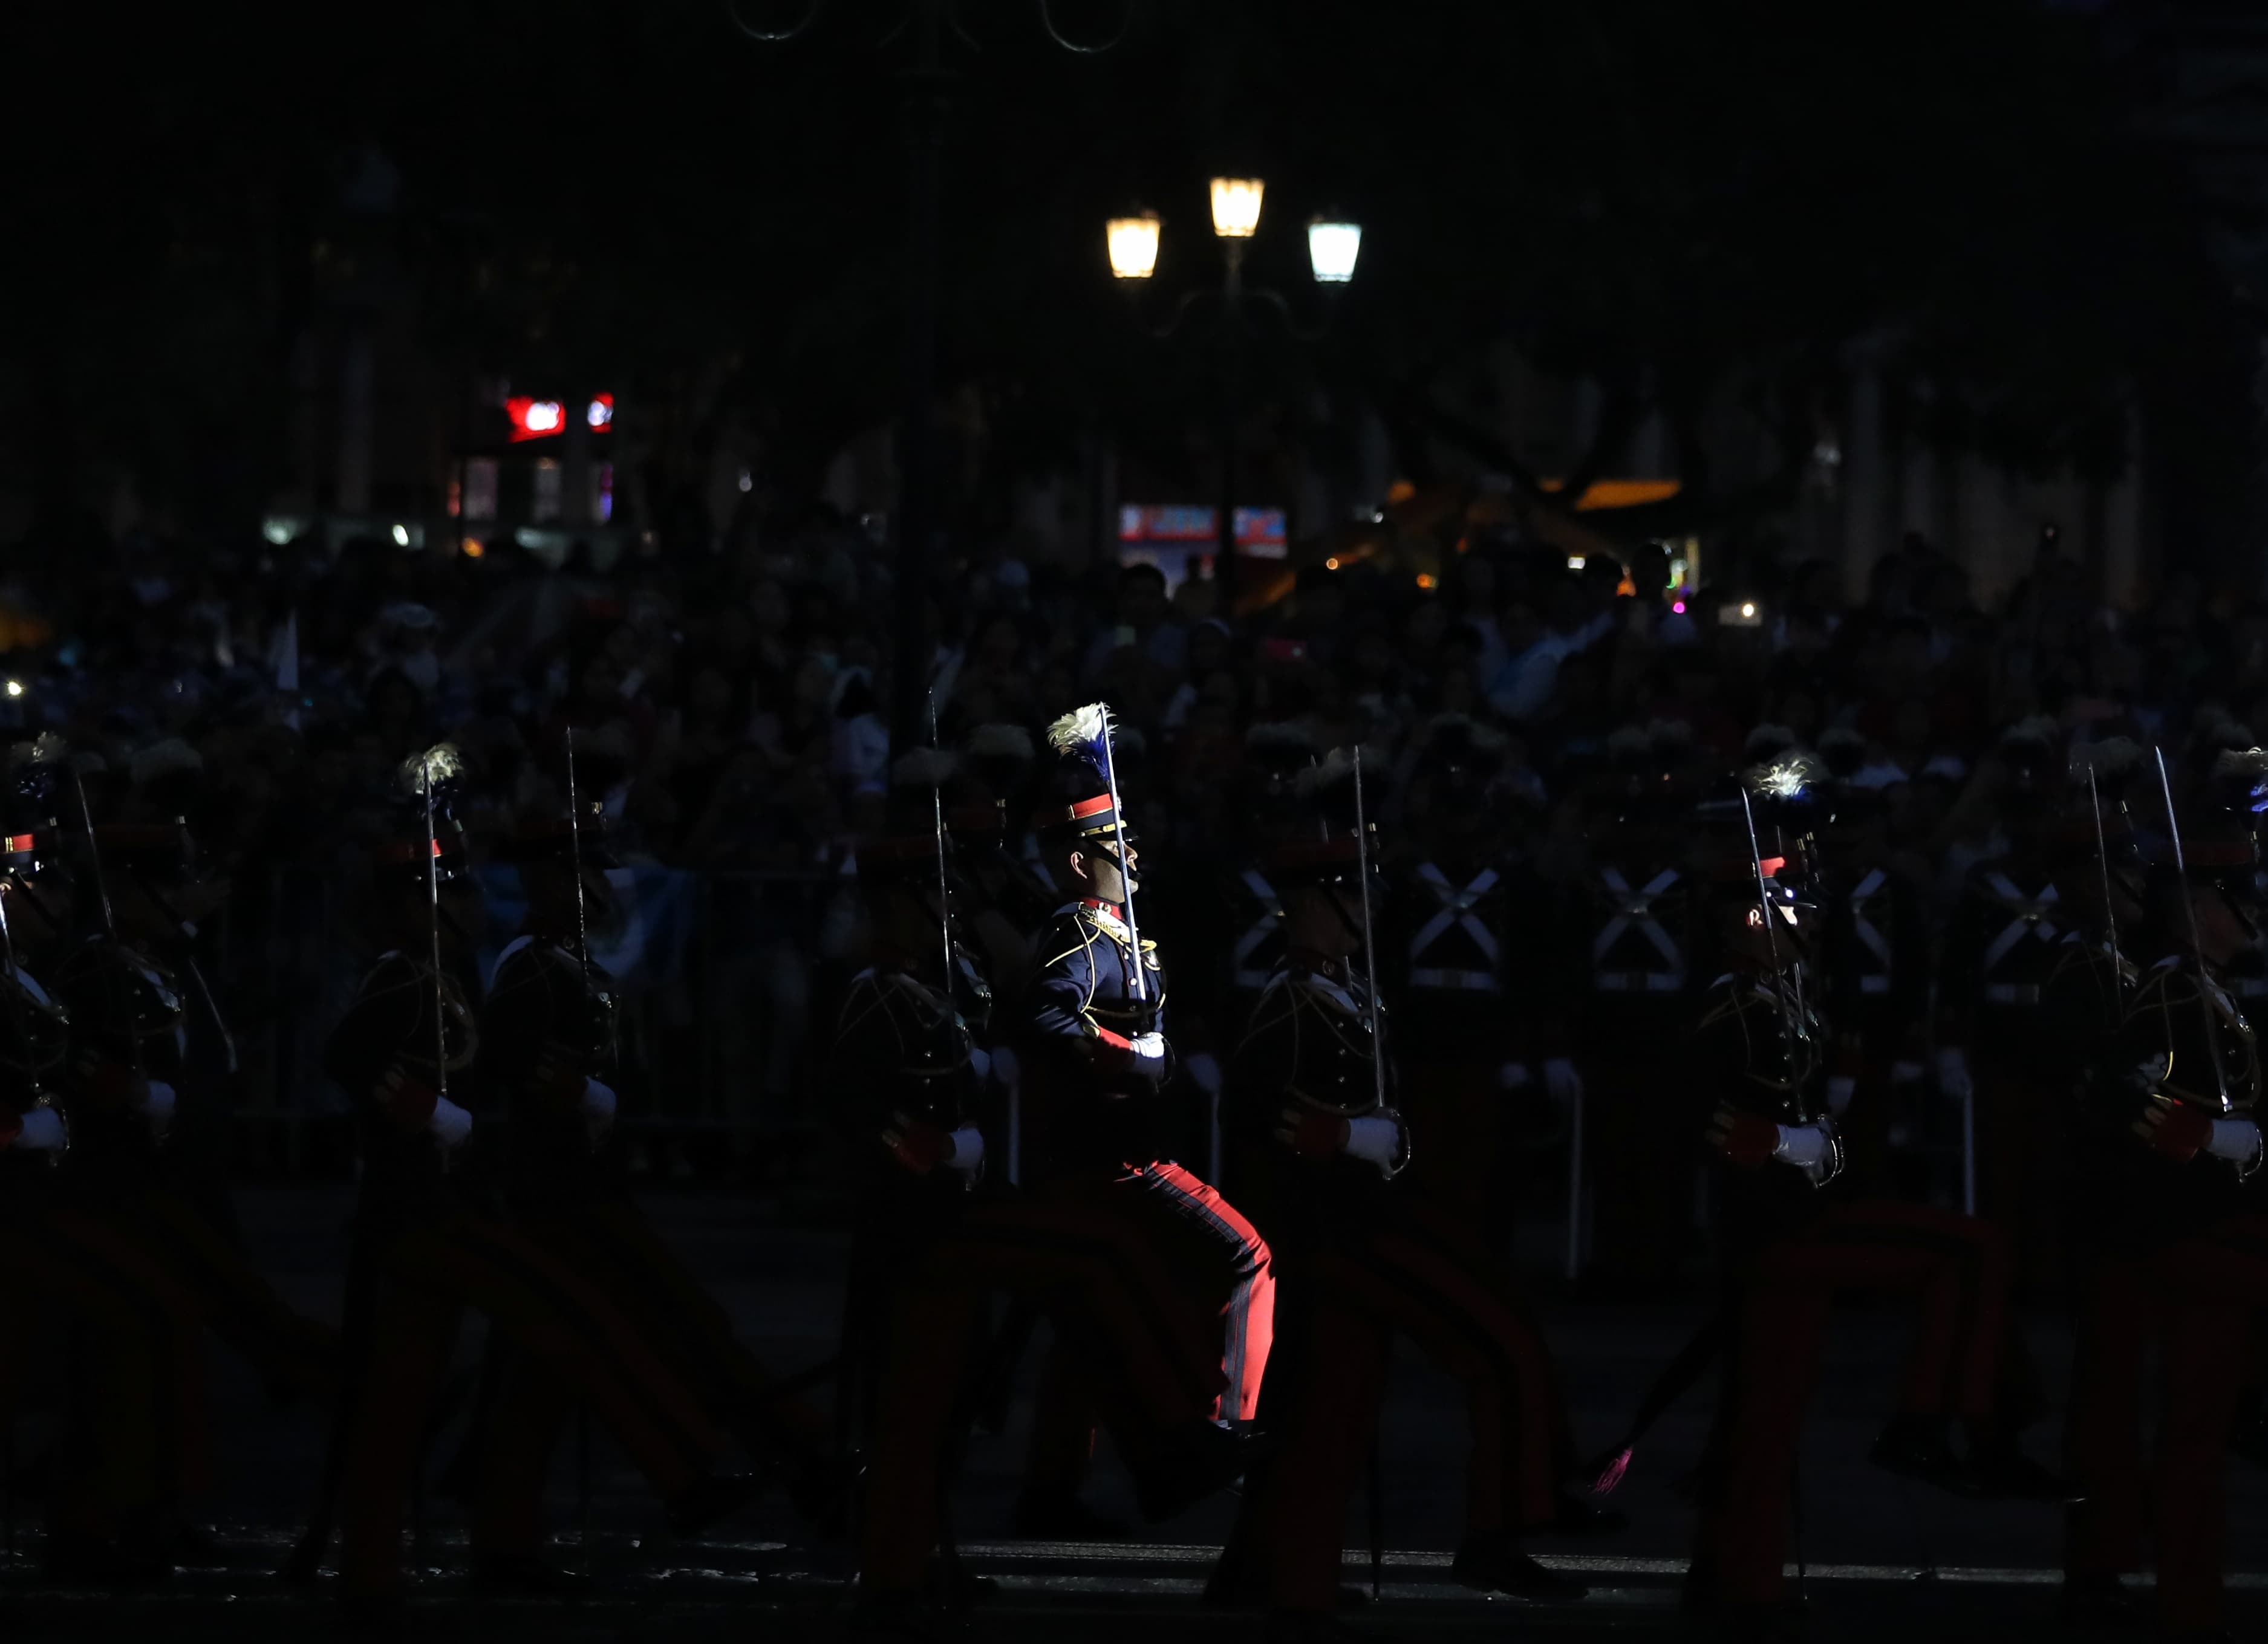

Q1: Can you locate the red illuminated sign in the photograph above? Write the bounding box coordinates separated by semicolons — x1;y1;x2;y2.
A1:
506;397;565;442
506;392;615;442
1119;504;1286;556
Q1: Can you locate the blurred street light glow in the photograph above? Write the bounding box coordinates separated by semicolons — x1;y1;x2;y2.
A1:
1209;177;1263;239
1308;219;1361;282
1107;212;1161;279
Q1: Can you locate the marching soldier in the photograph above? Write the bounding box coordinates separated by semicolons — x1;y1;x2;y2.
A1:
929;736;1122;1537
946;723;1056;1001
1816;736;1931;1198
1218;724;1323;1015
1386;715;1526;1244
1542;718;1701;1288
1684;765;2069;1631
468;790;833;1585
50;808;339;1405
2061;747;2268;1636
836;781;1253;1615
1938;716;2070;1278
1219;750;1593;1640
316;747;749;1610
1013;704;1275;1431
0;754;212;1582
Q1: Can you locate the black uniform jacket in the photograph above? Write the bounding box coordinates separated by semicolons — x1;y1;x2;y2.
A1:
2065;946;2260;1262
474;932;621;1214
1013;898;1168;1178
322;947;480;1229
1693;960;1842;1269
1225;956;1408;1260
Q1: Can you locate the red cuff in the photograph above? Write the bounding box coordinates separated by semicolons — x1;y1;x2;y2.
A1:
1087;1025;1135;1065
78;1056;138;1107
379;1069;441;1130
0;1110;19;1149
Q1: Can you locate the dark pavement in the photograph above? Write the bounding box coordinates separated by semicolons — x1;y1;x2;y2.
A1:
4;1184;2265;1640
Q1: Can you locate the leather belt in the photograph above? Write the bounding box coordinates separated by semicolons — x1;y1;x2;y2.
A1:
1410;967;1499;993
1983;983;2042;1006
1595;971;1684;993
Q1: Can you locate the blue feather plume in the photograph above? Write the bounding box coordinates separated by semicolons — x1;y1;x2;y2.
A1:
1046;703;1116;784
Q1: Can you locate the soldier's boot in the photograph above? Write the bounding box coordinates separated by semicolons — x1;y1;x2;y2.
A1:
1550;1487;1628;1535
1130;1420;1271;1524
665;1471;761;1539
1449;1533;1588;1603
1867;1412;1973;1495
2057;1571;2144;1634
471;1550;595;1597
1958;1419;2084;1503
1011;1487;1128;1541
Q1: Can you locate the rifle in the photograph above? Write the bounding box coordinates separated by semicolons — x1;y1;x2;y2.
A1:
0;854;61;1165
2156;746;2231;1112
1098;707;1145;1006
70;769;153;1105
1737;783;1800;1061
928;695;955;992
421;760;449;1113
1350;746;1387;1115
1048;703;1155;1021
2084;762;2127;999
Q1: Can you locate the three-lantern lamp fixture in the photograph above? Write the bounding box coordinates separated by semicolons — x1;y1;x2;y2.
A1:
1107;178;1360;285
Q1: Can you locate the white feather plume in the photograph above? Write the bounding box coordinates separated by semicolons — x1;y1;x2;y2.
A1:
1045;703;1113;759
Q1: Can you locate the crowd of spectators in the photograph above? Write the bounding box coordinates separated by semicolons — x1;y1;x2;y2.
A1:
4;510;2255;1164
10;516;2247;879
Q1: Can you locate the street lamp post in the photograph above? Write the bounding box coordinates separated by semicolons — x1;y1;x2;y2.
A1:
1109;180;1359;605
736;0;1118;754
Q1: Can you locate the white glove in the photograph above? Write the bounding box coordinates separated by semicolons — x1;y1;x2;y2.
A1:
945;1125;986;1172
1935;1047;1973;1103
1499;1062;1532;1091
1826;1075;1856;1117
2208;1117;2264;1166
581;1077;618;1142
138;1079;178;1142
1542;1058;1583;1108
1774;1123;1833;1171
1182;1051;1223;1097
1344;1115;1403;1171
967;1044;993;1082
1128;1032;1167;1071
11;1106;65;1151
428;1096;474;1149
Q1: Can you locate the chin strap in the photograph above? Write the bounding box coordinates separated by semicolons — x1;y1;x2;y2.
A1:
1081;837;1138;898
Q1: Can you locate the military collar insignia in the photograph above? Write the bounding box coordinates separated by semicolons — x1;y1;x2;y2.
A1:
1078;897;1132;943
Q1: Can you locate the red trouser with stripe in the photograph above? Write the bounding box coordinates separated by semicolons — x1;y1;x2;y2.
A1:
99;1186;341;1399
2064;1215;2268;1632
1397;1059;1508;1240
1022;1158;1276;1496
474;1197;831;1557
1694;1199;2012;1608
1260;1200;1571;1614
3;1204;211;1526
1976;1058;2068;1289
1058;1160;1274;1423
341;1215;725;1597
1587;1056;1695;1290
861;1196;1227;1594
